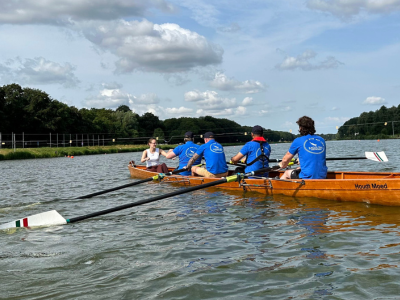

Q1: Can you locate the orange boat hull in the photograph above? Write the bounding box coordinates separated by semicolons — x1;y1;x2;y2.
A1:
128;165;400;206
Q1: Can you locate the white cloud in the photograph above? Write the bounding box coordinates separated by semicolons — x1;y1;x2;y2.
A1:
163;73;191;86
306;102;326;111
79;20;223;73
275;105;292;112
133;93;160;104
0;57;80;87
85;88;131;108
84;88;161;109
242;97;253;106
363;96;386;105
196;108;246;117
282;121;295;129
236;106;247;115
173;0;220;28
184;90;236;109
184;90;215;102
218;22;241;33
185;90;252;116
307;0;400;18
209;72;265;93
165;106;194;114
0;0;174;25
258;110;270;116
84;89;132;109
276;50;343;71
101;82;123;89
324;116;350;123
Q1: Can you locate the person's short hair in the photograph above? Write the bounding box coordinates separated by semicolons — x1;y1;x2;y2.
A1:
184;137;193;143
203;132;214;138
297;116;316;135
251;125;263;135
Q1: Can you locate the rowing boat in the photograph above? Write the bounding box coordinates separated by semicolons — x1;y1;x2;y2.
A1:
128;164;400;206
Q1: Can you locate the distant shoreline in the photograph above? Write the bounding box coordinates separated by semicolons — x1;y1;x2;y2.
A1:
0;145;175;161
0;141;295;161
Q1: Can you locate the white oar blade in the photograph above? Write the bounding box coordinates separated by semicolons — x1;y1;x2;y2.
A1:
0;210;67;230
365;151;388;162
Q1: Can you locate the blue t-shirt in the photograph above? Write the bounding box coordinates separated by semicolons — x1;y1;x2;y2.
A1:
289;135;327;179
173;141;201;175
240;140;271;174
196;140;228;174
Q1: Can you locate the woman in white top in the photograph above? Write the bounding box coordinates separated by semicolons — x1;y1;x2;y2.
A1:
141;138;169;173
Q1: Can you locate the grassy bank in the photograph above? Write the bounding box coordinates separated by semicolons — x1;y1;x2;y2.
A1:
0;144;176;161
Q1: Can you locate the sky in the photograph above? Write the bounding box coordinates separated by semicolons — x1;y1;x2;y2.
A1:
0;0;399;134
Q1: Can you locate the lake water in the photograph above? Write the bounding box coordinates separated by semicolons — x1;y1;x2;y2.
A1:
1;140;400;299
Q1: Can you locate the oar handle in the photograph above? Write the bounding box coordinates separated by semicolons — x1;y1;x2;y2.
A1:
250;166;280;175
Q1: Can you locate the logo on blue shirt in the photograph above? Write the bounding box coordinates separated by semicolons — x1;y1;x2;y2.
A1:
303;138;325;154
185;147;197;158
210;143;224;153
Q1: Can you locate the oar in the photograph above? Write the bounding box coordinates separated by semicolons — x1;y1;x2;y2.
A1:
228;151;388;167
0;166;280;230
327;151;388;162
77;166;198;199
228;159;296;168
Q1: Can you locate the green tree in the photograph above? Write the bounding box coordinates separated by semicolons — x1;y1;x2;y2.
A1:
0;83;28;132
116;105;131;113
113;110;139;137
138;112;164;137
153;128;165;141
0;87;7;132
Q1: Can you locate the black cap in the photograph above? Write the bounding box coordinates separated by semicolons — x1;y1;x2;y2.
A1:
184;131;193;138
203;132;214;138
252;125;263;135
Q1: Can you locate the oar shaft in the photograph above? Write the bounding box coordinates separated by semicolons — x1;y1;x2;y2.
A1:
268;159;282;162
67;177;230;223
76;168;189;199
326;157;366;161
77;177;153;199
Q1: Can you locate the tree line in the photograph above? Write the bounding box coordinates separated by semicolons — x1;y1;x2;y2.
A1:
0;83;340;144
338;105;400;139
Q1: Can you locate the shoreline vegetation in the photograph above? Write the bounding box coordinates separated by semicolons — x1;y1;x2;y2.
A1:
0;141;291;161
0;142;253;161
0;145;176;161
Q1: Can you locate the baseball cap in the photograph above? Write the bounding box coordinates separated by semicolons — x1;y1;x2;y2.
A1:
203;132;214;138
252;125;263;135
184;131;194;138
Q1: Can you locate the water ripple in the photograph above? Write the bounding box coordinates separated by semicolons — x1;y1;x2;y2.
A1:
1;143;400;299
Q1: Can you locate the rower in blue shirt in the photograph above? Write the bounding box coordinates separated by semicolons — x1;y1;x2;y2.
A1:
279;116;327;179
166;131;201;176
230;125;271;176
186;132;228;178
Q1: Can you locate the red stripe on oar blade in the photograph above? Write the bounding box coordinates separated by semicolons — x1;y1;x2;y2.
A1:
373;153;382;162
23;218;28;227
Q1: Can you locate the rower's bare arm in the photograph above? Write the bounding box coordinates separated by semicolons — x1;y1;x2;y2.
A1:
186;153;200;168
160;149;169;157
165;151;176;159
279;152;294;168
231;153;244;164
141;150;148;163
